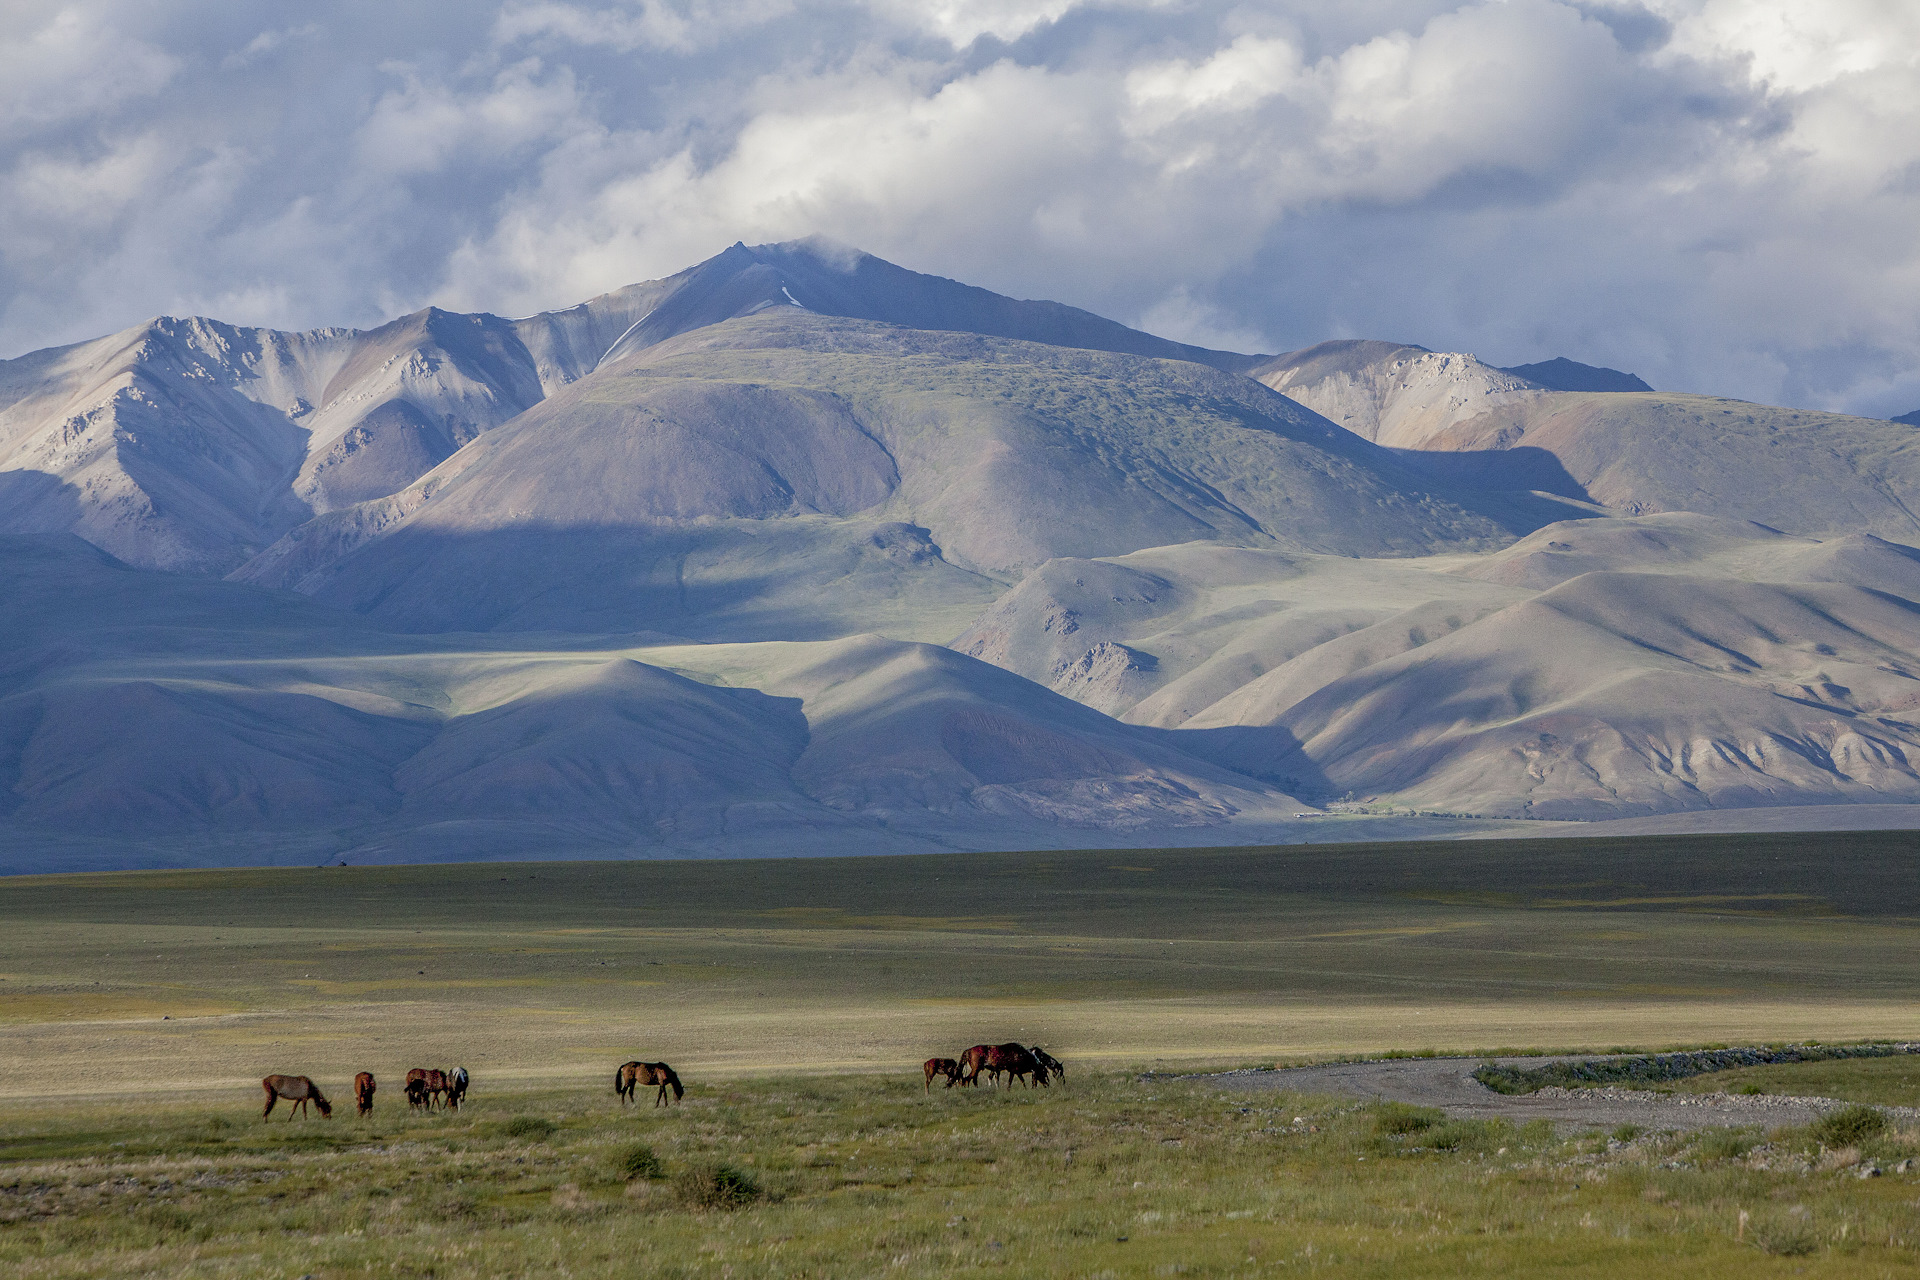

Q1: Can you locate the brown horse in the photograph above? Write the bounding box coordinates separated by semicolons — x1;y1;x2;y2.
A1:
923;1057;961;1092
986;1043;1040;1088
354;1072;376;1115
957;1044;991;1087
261;1075;331;1121
615;1060;684;1106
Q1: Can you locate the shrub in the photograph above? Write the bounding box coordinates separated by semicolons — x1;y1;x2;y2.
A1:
503;1115;557;1141
1374;1103;1443;1136
1813;1105;1887;1148
1749;1217;1819;1257
675;1163;762;1210
1611;1124;1642;1143
1695;1128;1759;1161
616;1143;663;1181
1424;1120;1500;1152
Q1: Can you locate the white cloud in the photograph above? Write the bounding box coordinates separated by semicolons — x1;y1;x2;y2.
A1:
2;0;1919;416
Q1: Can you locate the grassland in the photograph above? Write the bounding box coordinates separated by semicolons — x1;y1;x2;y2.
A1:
5;1070;1920;1278
2;830;1917;1099
3;829;1919;1275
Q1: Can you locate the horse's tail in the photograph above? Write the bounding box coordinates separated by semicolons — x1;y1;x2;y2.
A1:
614;1066;626;1096
666;1067;684;1101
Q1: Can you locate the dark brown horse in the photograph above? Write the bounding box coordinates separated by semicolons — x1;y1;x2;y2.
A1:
956;1044;991;1087
354;1072;376;1115
405;1067;449;1109
615;1060;684;1106
923;1057;961;1092
986;1043;1040;1088
1030;1047;1063;1085
261;1075;331;1121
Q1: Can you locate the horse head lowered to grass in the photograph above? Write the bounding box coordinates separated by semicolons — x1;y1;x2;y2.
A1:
261;1075;331;1120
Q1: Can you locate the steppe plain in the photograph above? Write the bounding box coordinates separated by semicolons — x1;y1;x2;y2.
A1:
4;832;1920;1277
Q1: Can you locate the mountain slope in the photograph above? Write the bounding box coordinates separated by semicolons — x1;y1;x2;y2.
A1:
0;534;1301;865
1255;340;1920;542
237;310;1528;636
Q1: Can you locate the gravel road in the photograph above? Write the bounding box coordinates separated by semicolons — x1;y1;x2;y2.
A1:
1198;1056;1920;1132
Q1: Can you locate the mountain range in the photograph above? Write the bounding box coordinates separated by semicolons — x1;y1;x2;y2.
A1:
4;238;1918;871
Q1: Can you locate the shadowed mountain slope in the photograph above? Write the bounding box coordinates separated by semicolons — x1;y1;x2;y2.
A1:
0;534;1302;864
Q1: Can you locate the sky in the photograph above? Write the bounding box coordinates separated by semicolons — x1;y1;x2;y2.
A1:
3;0;1918;416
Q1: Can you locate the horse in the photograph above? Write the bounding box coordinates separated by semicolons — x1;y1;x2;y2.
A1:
446;1067;469;1109
405;1067;446;1110
987;1043;1040;1088
354;1072;376;1115
261;1075;331;1121
923;1057;961;1092
1030;1047;1064;1085
615;1060;684;1106
956;1044;992;1087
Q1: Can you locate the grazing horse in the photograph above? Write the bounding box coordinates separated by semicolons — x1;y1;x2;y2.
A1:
987;1043;1040;1088
261;1075;331;1121
615;1060;684;1107
405;1067;445;1110
446;1067;469;1109
354;1072;377;1115
956;1044;992;1087
923;1057;961;1092
1030;1047;1064;1086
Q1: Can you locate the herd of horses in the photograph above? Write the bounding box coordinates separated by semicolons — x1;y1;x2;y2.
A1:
923;1043;1064;1091
258;1044;1063;1120
258;1066;469;1120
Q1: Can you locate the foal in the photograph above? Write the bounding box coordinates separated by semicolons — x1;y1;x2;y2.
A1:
923;1057;961;1092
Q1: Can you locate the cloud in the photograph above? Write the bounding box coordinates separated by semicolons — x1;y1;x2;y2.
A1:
2;0;1918;417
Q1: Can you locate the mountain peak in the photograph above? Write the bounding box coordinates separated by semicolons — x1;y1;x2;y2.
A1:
1501;356;1652;393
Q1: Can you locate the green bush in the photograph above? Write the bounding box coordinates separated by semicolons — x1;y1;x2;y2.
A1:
1423;1119;1506;1154
675;1163;761;1210
503;1115;558;1141
1812;1105;1887;1148
1749;1217;1819;1257
615;1143;663;1181
1611;1124;1642;1143
1694;1128;1758;1161
1374;1102;1443;1135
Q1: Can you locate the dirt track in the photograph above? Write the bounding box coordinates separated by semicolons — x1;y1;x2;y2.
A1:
1199;1056;1920;1132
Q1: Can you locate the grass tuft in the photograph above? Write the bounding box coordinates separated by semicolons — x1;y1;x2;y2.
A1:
1373;1102;1442;1135
503;1115;558;1141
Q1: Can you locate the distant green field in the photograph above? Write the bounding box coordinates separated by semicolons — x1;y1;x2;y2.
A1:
1;830;1915;1101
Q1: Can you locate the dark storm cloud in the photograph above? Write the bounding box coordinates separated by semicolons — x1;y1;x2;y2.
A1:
3;0;1917;415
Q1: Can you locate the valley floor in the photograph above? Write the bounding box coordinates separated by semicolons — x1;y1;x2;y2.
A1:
3;834;1918;1274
